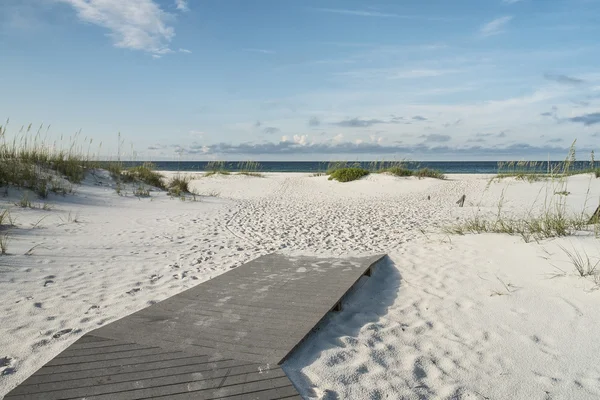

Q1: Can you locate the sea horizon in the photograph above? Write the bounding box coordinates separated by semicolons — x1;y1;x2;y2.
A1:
116;160;596;174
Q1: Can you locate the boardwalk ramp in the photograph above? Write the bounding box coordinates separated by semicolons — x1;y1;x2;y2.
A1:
5;253;386;400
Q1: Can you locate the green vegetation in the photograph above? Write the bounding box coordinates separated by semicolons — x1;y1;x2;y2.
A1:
121;163;165;189
167;174;191;197
328;167;370;182
204;161;231;176
496;141;600;181
0;233;9;255
236;161;263;177
0;121;89;198
383;166;413;177
414;168;446;179
559;245;599;278
381;165;445;179
324;160;445;182
446;142;598;244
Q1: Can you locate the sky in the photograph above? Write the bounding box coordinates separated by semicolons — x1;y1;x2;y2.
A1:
1;0;600;161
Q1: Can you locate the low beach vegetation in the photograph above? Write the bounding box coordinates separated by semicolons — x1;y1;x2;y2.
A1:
168;174;192;197
237;161;263;177
495;141;599;182
0;121;88;198
204;161;231;176
325;160;445;181
328;167;370;182
447;142;599;244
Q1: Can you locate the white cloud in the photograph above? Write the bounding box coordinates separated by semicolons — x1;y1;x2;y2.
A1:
480;16;513;37
58;0;175;55
312;8;457;21
175;0;189;12
179;48;192;53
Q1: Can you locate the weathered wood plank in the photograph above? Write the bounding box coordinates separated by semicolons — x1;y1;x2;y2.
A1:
5;253;386;399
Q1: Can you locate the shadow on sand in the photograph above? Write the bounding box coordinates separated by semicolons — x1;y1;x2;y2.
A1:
282;255;402;399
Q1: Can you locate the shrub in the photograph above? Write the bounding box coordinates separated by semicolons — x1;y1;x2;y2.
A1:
384;166;413;177
123;163;165;189
168;174;191;196
328;168;370;182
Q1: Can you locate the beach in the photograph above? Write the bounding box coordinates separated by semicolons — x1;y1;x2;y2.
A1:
1;172;600;399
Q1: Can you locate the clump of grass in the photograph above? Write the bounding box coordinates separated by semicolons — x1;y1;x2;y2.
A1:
0;209;15;227
168;174;191;197
326;161;352;174
384;166;413;177
0;121;94;197
236;161;263;177
381;165;445;179
328;167;370;182
0;233;9;255
414;168;445;179
122;163;165;189
204;161;230;176
446;202;587;243
134;185;150;197
496;141;600;182
16;193;32;208
559;245;600;277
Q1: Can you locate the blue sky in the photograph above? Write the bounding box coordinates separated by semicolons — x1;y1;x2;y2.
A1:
1;0;600;160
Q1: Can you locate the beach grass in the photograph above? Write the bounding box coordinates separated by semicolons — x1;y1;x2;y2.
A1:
0;121;90;198
204;161;231;176
447;143;596;243
328;167;370;182
0;233;9;255
559;245;600;277
237;161;263;177
168;174;191;197
495;141;599;182
121;163;166;189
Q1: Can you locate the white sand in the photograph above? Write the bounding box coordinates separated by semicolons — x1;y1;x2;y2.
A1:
1;171;599;399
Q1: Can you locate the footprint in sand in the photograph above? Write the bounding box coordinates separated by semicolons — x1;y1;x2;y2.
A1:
31;339;50;350
126;288;141;295
1;356;16;376
85;305;99;314
34;302;43;308
52;328;73;339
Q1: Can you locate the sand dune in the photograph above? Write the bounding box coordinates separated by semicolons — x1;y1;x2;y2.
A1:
1;172;599;399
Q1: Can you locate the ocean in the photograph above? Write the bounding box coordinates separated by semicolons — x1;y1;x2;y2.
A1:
119;161;595;174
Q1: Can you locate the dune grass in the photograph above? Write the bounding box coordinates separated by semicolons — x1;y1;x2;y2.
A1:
495;141;600;182
236;161;263;177
167;174;191;197
0;233;9;255
121;163;165;189
328;167;370;182
0;121;90;198
559;245;600;277
447;143;596;243
380;165;445;179
325;160;445;182
204;161;231;177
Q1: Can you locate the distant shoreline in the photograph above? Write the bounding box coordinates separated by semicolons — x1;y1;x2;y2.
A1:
111;160;596;174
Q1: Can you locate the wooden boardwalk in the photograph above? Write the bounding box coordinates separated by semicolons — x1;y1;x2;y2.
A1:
5;253;386;400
